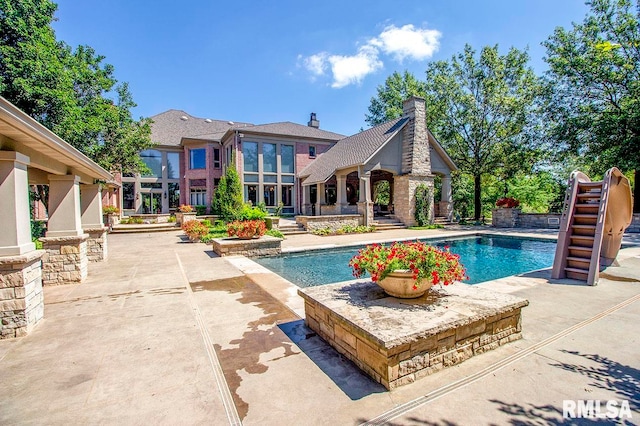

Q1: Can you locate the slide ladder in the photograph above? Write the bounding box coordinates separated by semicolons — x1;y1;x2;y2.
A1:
551;167;633;285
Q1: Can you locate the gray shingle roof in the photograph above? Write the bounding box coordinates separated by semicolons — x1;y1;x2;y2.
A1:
232;122;345;141
150;110;252;146
299;116;409;184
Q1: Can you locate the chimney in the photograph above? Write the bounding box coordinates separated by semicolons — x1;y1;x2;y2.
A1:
307;112;319;128
401;96;430;175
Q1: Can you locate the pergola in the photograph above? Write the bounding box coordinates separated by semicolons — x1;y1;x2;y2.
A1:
0;97;113;339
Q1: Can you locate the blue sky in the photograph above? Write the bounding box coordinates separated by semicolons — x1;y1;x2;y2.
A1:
53;0;589;136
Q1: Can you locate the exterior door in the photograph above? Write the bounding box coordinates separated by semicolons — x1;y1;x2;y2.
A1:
141;191;162;214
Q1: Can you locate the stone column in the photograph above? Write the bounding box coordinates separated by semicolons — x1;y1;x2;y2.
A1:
357;174;373;226
441;176;453;221
0;152;35;256
302;185;310;215
40;175;88;285
393;175;434;227
81;184;108;262
316;182;324;216
336;175;347;214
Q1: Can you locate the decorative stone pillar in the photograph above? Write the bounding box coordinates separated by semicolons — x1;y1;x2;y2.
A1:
357;174;373;226
316;182;324;216
40;175;88;285
336;175;347;214
393;175;434;227
81;184;108;262
440;176;453;221
302;185;310;215
0;152;35;256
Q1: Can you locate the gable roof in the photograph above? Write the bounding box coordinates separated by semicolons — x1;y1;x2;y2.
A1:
299;116;409;185
221;121;345;142
150;110;252;146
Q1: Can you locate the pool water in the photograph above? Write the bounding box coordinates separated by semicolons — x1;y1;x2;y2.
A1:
255;236;556;287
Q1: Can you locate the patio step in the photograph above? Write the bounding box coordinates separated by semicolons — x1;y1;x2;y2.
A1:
278;224;307;235
110;223;180;234
372;218;407;230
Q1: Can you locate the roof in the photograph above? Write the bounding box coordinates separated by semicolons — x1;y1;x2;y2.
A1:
0;97;113;184
227;122;345;141
150;110;252;146
299;116;409;184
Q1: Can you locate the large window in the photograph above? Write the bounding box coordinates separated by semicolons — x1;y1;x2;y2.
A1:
141;150;162;177
264;185;276;206
123;183;135;210
167;152;180;178
263;143;277;173
281;145;294;174
190;189;206;206
168;183;180;209
190;149;206;169
245;185;257;205
213;148;221;169
282;185;293;207
243;142;258;172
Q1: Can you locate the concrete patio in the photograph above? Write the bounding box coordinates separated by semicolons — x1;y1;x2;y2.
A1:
1;227;638;424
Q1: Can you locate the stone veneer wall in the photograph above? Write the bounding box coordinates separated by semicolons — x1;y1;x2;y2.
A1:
295;215;362;232
628;213;640;233
393;175;434;227
0;251;45;339
492;208;521;228
210;235;282;258
40;235;89;285
84;227;108;262
492;209;564;229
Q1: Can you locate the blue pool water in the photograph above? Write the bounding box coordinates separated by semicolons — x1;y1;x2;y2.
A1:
255;236;556;287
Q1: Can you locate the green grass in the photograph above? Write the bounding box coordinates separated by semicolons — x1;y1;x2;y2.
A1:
408;224;445;230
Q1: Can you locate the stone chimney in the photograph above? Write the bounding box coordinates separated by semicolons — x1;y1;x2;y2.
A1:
401;96;430;175
307;112;319;128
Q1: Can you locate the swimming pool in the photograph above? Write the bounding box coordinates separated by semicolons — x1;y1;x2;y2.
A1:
255;235;556;287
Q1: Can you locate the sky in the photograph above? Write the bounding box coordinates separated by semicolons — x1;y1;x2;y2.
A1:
52;0;590;136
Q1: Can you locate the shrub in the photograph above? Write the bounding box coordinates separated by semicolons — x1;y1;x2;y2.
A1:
238;203;267;221
212;158;244;221
414;184;433;226
227;220;267;239
495;197;520;208
266;229;285;239
168;215;176;223
178;205;193;213
182;220;209;242
102;205;120;215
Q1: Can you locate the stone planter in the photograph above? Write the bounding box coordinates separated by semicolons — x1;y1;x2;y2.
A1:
265;216;280;230
377;270;432;298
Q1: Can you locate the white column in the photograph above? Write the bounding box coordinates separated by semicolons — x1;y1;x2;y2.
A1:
302;185;309;215
0;152;35;256
336;175;347;213
81;184;104;229
47;174;83;237
442;176;453;220
316;182;324;215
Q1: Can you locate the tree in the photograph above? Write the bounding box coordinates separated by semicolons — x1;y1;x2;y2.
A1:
543;0;640;211
423;45;543;220
365;70;427;127
0;0;153;174
211;159;244;222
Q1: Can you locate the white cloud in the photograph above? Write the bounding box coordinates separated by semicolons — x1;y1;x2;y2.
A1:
298;23;441;88
370;24;441;62
328;45;383;88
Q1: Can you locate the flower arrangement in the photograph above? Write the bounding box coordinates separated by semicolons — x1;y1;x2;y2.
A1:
495;197;520;208
178;204;194;213
182;220;209;242
227;220;267;239
102;205;120;215
349;241;467;288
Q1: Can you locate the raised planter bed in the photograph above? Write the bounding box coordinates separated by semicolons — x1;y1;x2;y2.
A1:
210;235;282;257
298;281;528;390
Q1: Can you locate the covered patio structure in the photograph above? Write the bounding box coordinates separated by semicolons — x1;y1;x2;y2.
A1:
297;97;457;228
0;97;113;339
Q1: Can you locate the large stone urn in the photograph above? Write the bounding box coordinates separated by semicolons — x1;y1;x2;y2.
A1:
376;270;433;298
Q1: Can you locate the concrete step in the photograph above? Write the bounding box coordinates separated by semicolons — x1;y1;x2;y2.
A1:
111;223;179;234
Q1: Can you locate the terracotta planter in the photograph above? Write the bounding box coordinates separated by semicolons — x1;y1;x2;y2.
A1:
376;270;432;299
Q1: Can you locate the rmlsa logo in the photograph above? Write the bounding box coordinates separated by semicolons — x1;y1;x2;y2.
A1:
563;400;632;420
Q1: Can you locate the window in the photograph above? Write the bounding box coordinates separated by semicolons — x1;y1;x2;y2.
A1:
282;185;293;207
141;150;162;177
213;148;221;169
264;185;276;206
190;149;206;169
244;174;258;183
245;185;257;205
123;183;135;210
325;185;337;205
168;183;180;209
309;145;316;158
243;142;258;172
141;182;162;189
263;143;277;173
263;174;277;183
190;189;206;206
167;152;180;178
281;145;294;173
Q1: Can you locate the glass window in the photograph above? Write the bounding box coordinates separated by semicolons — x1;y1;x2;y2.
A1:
264;185;276;206
325;185;337;205
243;142;258;172
123;182;135;210
141;150;162;177
281;175;295;183
309;145;316;158
168;183;180;209
281;145;294;173
190;149;206;169
167;152;180;178
190;189;206;206
263;174;277;183
141;182;162;189
213;148;221;169
282;185;293;207
244;174;259;183
245;185;257;205
263;143;277;173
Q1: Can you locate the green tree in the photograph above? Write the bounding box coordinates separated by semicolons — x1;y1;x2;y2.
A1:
543;0;640;211
0;0;153;173
365;70;427;126
212;160;244;222
424;44;543;220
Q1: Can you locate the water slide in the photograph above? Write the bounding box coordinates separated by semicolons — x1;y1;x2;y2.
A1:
551;167;633;285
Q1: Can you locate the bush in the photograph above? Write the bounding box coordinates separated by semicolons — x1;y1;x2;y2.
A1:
212;159;244;221
238;204;267;221
195;205;207;216
495;197;520;208
227;220;267;239
178;205;193;213
102;205;120;215
168;215;176;223
182;220;209;242
266;229;285;239
415;184;433;226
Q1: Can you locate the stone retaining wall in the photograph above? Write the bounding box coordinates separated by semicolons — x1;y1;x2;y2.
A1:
492;209;562;229
84;227;108;262
295;215;362;232
40;235;88;285
0;250;45;339
210;235;282;258
628;214;640;233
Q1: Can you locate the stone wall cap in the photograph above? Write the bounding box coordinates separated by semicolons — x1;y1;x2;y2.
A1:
83;226;109;233
0;249;45;265
39;234;89;243
297;214;362;219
